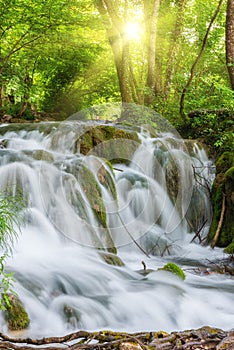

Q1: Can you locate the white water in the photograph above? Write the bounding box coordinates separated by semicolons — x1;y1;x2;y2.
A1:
0;121;233;337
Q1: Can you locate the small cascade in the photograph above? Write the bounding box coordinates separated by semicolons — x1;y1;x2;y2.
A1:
0;121;233;337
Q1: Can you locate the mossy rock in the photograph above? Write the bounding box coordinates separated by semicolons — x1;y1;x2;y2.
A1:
118;172;148;189
63;304;80;326
78;164;107;227
159;262;186;280
0;122;60;136
23;149;54;162
62;160;117;253
97;163;117;200
79;164;117;252
3;294;30;331
224;239;234;255
79;125;140;164
216;151;234;175
99;252;125;266
208;165;234;247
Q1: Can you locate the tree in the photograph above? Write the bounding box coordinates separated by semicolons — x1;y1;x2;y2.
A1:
179;0;224;120
95;0;232;122
0;0;231;120
226;0;234;89
144;0;160;105
95;0;160;105
0;0;63;107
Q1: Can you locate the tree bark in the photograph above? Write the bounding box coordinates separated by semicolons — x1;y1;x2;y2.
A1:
96;0;135;104
144;0;160;105
226;0;234;89
211;193;226;249
164;0;187;97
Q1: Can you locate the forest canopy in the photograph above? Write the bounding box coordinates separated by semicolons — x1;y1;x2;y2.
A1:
0;0;233;122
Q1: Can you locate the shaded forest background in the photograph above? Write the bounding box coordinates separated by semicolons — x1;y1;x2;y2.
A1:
0;0;233;152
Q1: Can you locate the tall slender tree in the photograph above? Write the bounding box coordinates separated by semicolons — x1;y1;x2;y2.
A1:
226;0;234;89
95;0;161;105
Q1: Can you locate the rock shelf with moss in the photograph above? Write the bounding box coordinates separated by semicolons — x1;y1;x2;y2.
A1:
79;124;140;164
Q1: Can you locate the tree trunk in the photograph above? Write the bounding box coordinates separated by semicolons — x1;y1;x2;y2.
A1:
164;0;187;97
226;0;234;89
144;0;160;105
96;0;136;104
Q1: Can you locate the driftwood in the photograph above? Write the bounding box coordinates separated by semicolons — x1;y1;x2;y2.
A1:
211;193;226;248
0;327;233;350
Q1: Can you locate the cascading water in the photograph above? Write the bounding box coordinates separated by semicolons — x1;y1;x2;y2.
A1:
0;120;233;338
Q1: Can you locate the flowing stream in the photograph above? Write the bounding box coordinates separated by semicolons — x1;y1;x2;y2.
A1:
0;120;233;337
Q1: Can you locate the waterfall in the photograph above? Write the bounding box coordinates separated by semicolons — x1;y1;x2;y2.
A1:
0;121;233;337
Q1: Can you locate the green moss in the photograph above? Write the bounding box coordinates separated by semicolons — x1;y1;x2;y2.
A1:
79;164;107;227
216;151;234;174
209;164;234;247
224;239;234;254
159;262;186;280
79;125;140;164
4;294;30;331
24;149;54;162
79;164;117;252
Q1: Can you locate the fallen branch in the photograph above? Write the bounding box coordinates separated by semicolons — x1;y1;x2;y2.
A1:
117;212;150;258
0;327;229;350
190;219;208;244
211;193;226;249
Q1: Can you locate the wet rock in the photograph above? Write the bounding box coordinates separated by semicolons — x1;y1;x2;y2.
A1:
23;149;54;162
79;125;140;164
63;304;80;327
99;252;125;266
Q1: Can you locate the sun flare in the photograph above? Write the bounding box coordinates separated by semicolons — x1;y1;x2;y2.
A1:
125;21;142;40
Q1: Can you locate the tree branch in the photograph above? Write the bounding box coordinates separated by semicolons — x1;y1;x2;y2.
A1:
211;193;226;248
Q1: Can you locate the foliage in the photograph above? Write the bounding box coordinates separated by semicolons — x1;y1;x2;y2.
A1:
177;109;234;155
224;239;234;255
0;190;27;311
0;0;232;125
